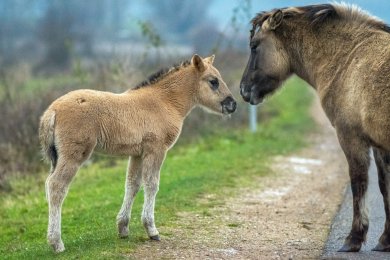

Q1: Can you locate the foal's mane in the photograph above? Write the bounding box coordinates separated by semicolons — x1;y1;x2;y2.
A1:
251;3;390;38
134;60;191;89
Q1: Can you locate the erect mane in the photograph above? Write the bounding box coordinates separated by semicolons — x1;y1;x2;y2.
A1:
251;3;390;38
133;59;191;89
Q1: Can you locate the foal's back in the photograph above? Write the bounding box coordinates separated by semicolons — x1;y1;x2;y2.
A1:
44;88;179;159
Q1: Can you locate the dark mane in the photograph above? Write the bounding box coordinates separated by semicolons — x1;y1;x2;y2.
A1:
133;60;191;89
251;3;390;38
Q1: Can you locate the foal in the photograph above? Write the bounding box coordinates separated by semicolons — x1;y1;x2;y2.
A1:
39;54;236;252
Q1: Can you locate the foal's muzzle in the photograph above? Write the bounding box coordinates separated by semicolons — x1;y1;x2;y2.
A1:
221;96;237;114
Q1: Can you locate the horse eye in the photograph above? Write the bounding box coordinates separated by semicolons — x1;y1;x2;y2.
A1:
209;78;219;90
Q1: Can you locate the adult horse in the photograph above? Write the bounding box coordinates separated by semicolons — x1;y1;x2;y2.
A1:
240;4;390;252
40;54;236;252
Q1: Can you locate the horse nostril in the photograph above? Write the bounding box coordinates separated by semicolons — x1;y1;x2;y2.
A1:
240;87;244;96
240;85;251;101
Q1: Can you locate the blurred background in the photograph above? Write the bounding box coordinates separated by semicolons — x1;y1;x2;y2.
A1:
0;0;389;189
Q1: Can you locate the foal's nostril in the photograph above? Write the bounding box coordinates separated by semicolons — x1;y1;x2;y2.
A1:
230;100;237;113
221;96;237;114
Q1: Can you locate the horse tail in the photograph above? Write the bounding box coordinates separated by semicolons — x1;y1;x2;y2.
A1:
39;110;58;172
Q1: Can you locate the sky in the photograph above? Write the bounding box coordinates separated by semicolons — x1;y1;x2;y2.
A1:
128;0;390;41
208;0;390;30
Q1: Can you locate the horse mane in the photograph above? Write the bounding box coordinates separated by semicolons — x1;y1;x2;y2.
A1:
251;3;390;38
133;59;191;89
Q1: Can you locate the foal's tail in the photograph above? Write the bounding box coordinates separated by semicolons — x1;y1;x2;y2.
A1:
39;110;58;172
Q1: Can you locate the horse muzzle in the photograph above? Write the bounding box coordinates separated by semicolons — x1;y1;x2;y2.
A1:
240;84;251;103
221;96;237;114
240;84;263;105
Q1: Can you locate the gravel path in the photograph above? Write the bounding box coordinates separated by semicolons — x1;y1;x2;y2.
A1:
129;98;350;259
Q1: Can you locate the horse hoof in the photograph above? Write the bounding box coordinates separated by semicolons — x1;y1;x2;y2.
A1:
338;243;361;252
150;235;161;241
372;243;390;252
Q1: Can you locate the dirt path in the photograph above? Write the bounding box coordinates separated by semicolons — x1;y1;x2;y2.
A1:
130;98;349;259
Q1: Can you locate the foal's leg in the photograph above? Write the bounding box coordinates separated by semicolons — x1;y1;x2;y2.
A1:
372;148;390;251
116;156;142;238
141;152;166;240
45;161;57;202
46;159;80;252
337;132;370;252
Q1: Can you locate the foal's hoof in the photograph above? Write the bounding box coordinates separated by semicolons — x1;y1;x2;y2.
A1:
372;243;390;252
118;227;129;238
338;243;361;252
149;235;161;241
51;241;65;253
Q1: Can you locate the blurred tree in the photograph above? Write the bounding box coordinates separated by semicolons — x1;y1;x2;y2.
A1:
37;0;129;72
189;23;220;55
145;0;214;43
138;20;164;48
38;1;74;70
0;0;44;66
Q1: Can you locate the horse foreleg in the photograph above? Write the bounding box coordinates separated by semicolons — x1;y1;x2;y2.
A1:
372;148;390;251
116;156;142;238
141;151;165;240
337;130;370;252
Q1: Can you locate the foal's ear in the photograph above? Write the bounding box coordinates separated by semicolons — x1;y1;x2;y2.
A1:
192;54;206;72
263;9;283;31
204;54;215;64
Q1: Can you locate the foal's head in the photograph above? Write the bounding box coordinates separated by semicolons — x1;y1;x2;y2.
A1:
240;10;291;105
191;54;236;115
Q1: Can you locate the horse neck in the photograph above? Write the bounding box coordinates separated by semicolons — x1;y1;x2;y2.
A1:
285;21;368;89
149;67;197;118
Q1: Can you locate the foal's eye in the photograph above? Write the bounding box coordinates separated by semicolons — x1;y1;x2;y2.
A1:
209;78;219;90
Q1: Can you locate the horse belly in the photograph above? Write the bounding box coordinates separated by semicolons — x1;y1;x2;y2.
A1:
362;103;390;150
363;122;390;150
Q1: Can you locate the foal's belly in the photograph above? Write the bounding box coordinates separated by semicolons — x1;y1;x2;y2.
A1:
96;141;143;157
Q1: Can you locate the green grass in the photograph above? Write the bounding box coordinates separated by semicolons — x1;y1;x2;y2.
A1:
0;77;314;259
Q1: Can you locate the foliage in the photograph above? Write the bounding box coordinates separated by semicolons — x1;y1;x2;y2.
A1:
137;20;164;48
0;77;314;259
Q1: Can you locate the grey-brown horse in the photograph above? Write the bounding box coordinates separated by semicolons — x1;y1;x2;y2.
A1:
40;54;236;252
240;4;390;252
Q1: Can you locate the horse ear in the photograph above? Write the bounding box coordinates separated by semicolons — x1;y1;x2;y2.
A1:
204;54;215;64
263;9;283;30
192;54;206;72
